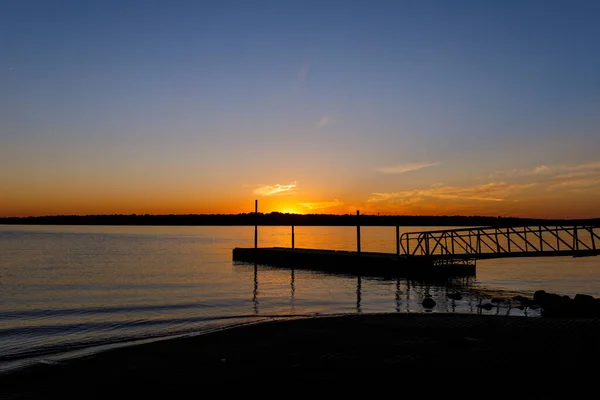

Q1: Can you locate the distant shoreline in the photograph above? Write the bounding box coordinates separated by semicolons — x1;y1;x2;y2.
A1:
1;214;598;227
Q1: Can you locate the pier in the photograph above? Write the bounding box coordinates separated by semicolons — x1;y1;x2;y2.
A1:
233;202;600;279
233;247;476;278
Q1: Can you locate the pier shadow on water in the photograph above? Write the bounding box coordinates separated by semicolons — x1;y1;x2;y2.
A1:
238;262;540;317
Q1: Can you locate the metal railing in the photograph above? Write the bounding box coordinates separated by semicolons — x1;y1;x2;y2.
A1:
400;225;600;259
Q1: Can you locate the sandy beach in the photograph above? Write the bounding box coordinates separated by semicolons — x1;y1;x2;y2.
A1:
1;313;599;397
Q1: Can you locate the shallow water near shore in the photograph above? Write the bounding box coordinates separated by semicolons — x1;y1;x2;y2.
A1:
2;224;600;372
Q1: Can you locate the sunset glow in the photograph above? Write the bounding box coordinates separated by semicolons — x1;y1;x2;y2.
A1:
2;1;600;219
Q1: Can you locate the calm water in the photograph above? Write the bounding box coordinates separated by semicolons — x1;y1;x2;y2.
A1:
2;224;600;371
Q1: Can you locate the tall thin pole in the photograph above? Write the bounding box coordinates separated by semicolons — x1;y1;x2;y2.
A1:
395;225;400;255
291;225;295;250
254;199;258;250
356;210;361;254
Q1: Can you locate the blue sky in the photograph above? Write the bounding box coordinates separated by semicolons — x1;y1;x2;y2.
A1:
2;0;600;217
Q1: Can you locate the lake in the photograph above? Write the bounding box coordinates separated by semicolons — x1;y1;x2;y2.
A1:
2;224;600;372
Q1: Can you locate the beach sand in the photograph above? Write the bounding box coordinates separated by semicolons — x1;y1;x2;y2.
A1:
1;313;598;397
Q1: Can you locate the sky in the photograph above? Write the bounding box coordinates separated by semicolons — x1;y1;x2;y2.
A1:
2;0;600;218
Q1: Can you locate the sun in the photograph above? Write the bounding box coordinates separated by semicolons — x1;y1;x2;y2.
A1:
278;207;300;214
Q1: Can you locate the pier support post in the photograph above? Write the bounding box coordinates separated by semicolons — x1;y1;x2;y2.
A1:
292;225;295;250
396;225;400;255
356;210;361;255
254;200;258;250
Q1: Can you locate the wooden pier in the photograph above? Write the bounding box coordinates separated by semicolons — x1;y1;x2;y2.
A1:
232;201;599;279
232;247;476;278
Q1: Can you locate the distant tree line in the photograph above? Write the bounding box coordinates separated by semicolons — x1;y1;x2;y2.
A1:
1;213;598;227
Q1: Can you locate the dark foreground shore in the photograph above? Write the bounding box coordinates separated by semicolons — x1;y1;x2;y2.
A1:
2;313;600;397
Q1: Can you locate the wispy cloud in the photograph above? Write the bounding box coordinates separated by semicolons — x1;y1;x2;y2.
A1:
317;116;330;128
375;162;439;174
491;161;600;179
299;199;342;210
489;161;600;194
297;64;309;84
368;182;536;204
253;182;297;196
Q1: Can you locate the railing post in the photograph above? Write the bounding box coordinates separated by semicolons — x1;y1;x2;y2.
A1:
477;231;481;254
254;199;258;250
495;229;500;253
574;226;579;251
291;225;295;250
356;210;361;254
538;226;543;252
395;225;400;255
451;231;455;254
425;233;430;255
591;227;596;251
506;228;511;252
468;231;472;254
556;227;560;251
524;227;528;252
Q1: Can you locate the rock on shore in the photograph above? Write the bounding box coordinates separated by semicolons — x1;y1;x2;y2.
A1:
534;290;600;317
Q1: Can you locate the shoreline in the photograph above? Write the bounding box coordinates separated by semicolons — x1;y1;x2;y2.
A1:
2;312;600;395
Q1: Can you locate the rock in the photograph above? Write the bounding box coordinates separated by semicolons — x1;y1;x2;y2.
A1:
534;290;563;306
512;295;528;303
574;294;596;304
562;295;571;301
491;298;504;304
521;298;537;307
478;303;493;311
447;293;462;301
422;298;436;309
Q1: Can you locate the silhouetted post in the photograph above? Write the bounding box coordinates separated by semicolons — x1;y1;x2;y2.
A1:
356;210;361;254
539;226;543;252
291;225;295;250
395;225;400;255
574;226;579;251
254;200;258;250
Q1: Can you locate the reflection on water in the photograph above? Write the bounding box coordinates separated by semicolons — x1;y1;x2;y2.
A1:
1;224;599;368
242;261;541;318
253;264;259;314
356;276;362;313
290;268;295;312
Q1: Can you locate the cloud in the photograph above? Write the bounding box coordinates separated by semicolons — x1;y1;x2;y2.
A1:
492;161;600;178
367;182;536;204
532;165;550;174
489;160;600;194
375;162;439;174
297;64;309;83
546;178;600;190
253;182;297;196
299;199;342;210
317;116;330;128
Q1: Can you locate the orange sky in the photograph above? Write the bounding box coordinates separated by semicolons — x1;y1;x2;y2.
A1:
3;160;600;218
3;2;600;219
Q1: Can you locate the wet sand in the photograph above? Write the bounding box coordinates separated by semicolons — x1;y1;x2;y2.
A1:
1;313;599;397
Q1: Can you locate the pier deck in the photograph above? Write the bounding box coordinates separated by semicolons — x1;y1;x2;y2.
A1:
232;247;476;278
